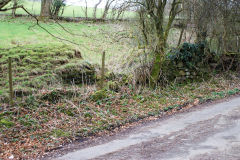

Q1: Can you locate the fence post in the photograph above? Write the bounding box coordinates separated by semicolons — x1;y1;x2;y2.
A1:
237;36;239;51
177;24;185;47
8;57;14;107
100;51;106;89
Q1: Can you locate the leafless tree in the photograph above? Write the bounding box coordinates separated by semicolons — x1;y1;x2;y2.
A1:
184;0;240;71
51;0;66;19
130;0;183;87
93;0;102;19
102;0;116;19
83;0;88;18
115;2;130;20
185;0;239;51
0;0;12;10
40;0;52;17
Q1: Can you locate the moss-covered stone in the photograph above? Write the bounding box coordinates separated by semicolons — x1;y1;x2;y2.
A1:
14;87;33;97
55;61;96;84
40;89;80;103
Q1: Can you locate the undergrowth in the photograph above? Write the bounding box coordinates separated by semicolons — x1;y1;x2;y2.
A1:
1;73;240;159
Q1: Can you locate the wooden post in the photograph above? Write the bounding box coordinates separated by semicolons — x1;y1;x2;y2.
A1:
237;36;239;52
100;51;106;89
177;26;185;47
8;57;14;107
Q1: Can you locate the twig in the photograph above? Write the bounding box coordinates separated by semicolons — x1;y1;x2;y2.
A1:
64;99;81;114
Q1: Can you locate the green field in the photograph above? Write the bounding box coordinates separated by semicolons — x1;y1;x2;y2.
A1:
2;0;136;18
0;16;134;63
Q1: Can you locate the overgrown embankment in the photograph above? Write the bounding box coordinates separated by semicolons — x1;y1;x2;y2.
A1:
0;44;88;99
1;69;240;159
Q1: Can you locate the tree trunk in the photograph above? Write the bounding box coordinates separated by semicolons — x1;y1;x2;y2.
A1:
84;0;88;18
102;0;115;19
150;52;164;88
102;6;109;19
177;27;185;47
93;0;102;19
40;0;52;18
150;40;165;88
12;0;17;17
138;10;148;45
149;15;165;88
52;7;60;19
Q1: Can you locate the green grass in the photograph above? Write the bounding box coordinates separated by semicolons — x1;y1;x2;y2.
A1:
0;16;134;63
0;16;136;96
0;17;98;47
2;0;137;18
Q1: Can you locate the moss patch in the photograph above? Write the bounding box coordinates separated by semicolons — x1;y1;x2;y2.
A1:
91;89;108;101
55;61;97;85
0;118;15;128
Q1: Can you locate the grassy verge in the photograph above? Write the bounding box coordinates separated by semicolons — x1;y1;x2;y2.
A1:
1;73;240;159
